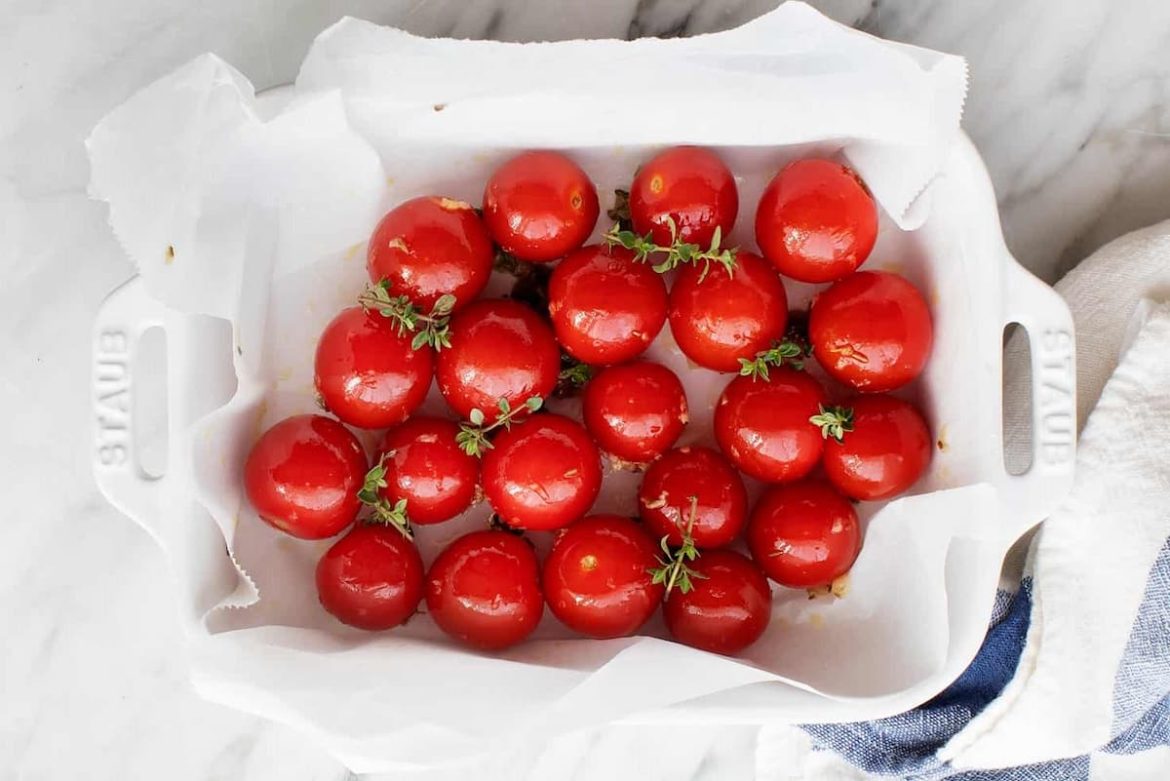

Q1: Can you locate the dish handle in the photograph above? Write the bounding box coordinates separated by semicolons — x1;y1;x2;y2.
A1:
92;277;170;544
997;257;1077;539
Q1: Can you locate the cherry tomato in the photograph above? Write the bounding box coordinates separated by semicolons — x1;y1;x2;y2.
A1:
483;150;599;263
809;271;933;392
629;146;738;248
818;395;931;501
714;368;826;483
314;306;433;430
376;417;480;524
437;299;560;423
315;524;423;630
747;480;861;588
425;530;543;650
244;414;368;540
581;361;688;464
481;413;602;531
542;515;664;638
663;550;771;655
548;244;667;365
638;446;747;549
755;159;878;283
366;196;494;311
667;251;787;372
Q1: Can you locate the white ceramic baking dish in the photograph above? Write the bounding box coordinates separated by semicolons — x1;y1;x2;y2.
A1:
91;80;1075;769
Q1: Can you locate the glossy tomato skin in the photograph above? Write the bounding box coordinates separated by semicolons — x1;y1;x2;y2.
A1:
436;299;560;423
668;251;787;372
366;196;494;311
244;414;368;540
581;361;688;464
481;414;602;531
629;146;738;248
638;446;747;549
548;244;667;365
663;550;771;655
376;417;479;524
755;159;878;283
314;306;433;430
714;368;826;483
809;271;933;392
316;524;424;630
747;480;861;588
822;395;931;501
483;151;599;263
425;530;543;650
542;515;664;638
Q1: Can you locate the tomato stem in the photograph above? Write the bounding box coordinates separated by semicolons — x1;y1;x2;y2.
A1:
455;396;544;457
603;216;737;282
738;339;806;381
358;279;456;352
649;495;706;596
356;455;414;539
810;404;855;443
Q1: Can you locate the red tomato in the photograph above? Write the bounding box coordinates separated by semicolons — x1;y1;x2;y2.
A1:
809;271;933;392
629;146;738;248
316;524;424;630
663;550;771;655
542;515;664;638
818;395;931;501
581;361;688;464
482;151;599;262
314;306;433;429
376;417;480;524
436;299;560;423
667;251;787;372
366;196;494;311
425;530;543;650
481;413;602;531
638;446;747;549
714;368;826;483
244;414;367;540
747;480;861;588
548;244;667;365
755;159;878;283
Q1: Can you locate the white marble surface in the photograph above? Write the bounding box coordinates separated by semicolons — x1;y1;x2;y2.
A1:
3;0;1170;779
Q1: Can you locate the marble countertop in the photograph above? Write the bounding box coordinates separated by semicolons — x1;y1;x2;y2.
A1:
3;1;1169;779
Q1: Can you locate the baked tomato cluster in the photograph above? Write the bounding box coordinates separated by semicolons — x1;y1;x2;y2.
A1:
243;147;934;656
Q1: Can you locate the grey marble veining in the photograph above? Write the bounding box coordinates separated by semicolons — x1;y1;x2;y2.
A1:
3;1;1169;779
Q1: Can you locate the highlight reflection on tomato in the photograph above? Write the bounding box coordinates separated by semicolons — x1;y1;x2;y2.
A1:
581;361;688;464
548;244;667;365
426;530;543;650
316;524;424;630
314;306;433;430
747;480;861;588
543;515;664;638
481;413;602;531
668;251;787;372
244;414;368;540
376;417;480;524
366;195;494;310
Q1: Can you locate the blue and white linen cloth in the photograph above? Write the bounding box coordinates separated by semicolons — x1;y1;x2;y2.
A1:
756;221;1170;780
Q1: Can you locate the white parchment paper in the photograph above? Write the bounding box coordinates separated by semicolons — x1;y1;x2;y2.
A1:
88;3;994;771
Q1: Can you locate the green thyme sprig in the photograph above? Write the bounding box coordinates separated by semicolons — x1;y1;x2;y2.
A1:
810;404;855;443
738;339;806;381
455;396;544;457
604;216;737;282
358;279;456;351
650;495;706;596
356;456;413;539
